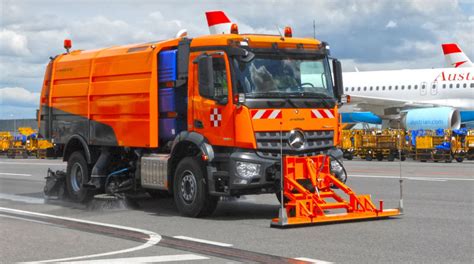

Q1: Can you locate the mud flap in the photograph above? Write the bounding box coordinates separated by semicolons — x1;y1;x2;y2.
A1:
44;169;66;199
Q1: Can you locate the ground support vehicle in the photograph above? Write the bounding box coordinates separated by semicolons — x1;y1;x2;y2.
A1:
358;131;377;161
451;128;468;162
36;139;54;159
340;129;362;160
414;130;452;162
38;14;399;225
466;130;474;160
0;132;12;153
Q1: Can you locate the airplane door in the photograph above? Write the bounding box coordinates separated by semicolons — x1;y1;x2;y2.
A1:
420;82;427;96
430;81;438;95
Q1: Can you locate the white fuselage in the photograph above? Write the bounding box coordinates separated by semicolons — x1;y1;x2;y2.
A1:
343;67;474;111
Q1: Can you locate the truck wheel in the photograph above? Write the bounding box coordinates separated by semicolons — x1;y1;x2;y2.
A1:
376;154;383;161
387;154;395;162
173;157;218;217
66;151;92;203
347;153;353;160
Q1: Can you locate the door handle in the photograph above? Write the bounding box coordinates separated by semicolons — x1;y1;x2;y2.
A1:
194;119;204;129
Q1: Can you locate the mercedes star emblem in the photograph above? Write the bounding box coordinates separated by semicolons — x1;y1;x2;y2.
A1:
288;129;305;150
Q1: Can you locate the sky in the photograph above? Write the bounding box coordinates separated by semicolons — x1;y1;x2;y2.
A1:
0;0;473;119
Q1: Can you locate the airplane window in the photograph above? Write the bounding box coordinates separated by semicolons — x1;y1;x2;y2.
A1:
456;83;460;88
345;87;348;92
351;87;355;91
449;84;453;88
463;83;467;88
382;86;386;90
442;84;446;89
395;86;398;90
470;83;474;88
432;84;436;89
408;85;411;90
363;86;367;91
401;85;405;90
414;85;418;90
388;86;392;90
357;87;361;91
370;86;373;91
376;86;379;91
421;84;425;89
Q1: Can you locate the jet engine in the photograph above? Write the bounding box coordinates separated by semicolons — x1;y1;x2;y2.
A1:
401;107;461;130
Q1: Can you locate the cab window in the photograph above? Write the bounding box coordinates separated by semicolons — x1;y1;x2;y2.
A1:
212;57;228;98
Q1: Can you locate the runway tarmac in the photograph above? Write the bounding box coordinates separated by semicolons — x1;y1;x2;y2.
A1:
0;158;472;263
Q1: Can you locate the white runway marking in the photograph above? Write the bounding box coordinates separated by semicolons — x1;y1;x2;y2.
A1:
0;193;44;204
0;172;32;177
350;174;473;182
0;213;51;225
0;207;161;263
0;161;64;166
295;257;333;263
58;254;209;263
173;236;233;247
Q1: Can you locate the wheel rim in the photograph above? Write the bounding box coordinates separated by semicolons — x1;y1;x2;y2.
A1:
180;170;197;204
71;163;83;192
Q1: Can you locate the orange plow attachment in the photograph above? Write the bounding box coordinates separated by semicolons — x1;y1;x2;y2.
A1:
271;155;401;227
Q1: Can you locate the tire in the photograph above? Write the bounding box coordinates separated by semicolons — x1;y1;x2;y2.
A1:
66;151;92;203
173;157;218;217
347;153;353;160
455;157;463;163
376;154;383;161
387;154;395;162
365;155;373;161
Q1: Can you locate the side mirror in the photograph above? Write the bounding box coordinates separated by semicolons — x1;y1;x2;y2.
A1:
332;59;344;102
198;55;215;98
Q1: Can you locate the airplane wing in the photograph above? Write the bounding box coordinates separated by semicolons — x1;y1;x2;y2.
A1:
347;95;444;116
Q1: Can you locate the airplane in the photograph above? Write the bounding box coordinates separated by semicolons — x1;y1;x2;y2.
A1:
204;11;474;130
341;44;474;130
341;66;474;130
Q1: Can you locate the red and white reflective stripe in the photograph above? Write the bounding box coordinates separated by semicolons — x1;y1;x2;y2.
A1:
251;110;282;119
311;109;335;119
210;108;222;127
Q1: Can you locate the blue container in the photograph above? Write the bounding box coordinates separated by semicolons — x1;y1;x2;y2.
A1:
159;118;185;141
159;88;176;112
158;50;177;82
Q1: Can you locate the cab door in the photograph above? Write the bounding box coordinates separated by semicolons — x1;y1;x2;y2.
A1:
190;51;235;146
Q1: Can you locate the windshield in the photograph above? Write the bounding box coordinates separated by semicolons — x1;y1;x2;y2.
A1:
232;54;334;98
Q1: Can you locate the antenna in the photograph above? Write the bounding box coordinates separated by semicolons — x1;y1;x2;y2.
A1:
276;25;284;40
398;118;404;214
277;121;288;225
313;19;316;39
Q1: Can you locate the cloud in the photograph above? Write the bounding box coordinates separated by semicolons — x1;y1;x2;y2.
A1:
385;20;398;29
0;87;40;108
0;29;31;56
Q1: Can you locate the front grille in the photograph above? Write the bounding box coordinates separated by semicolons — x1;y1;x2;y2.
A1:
255;130;334;159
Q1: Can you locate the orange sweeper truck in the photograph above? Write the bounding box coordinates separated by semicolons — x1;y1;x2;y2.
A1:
39;11;400;226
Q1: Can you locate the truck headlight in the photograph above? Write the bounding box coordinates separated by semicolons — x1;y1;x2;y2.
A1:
236;161;260;179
